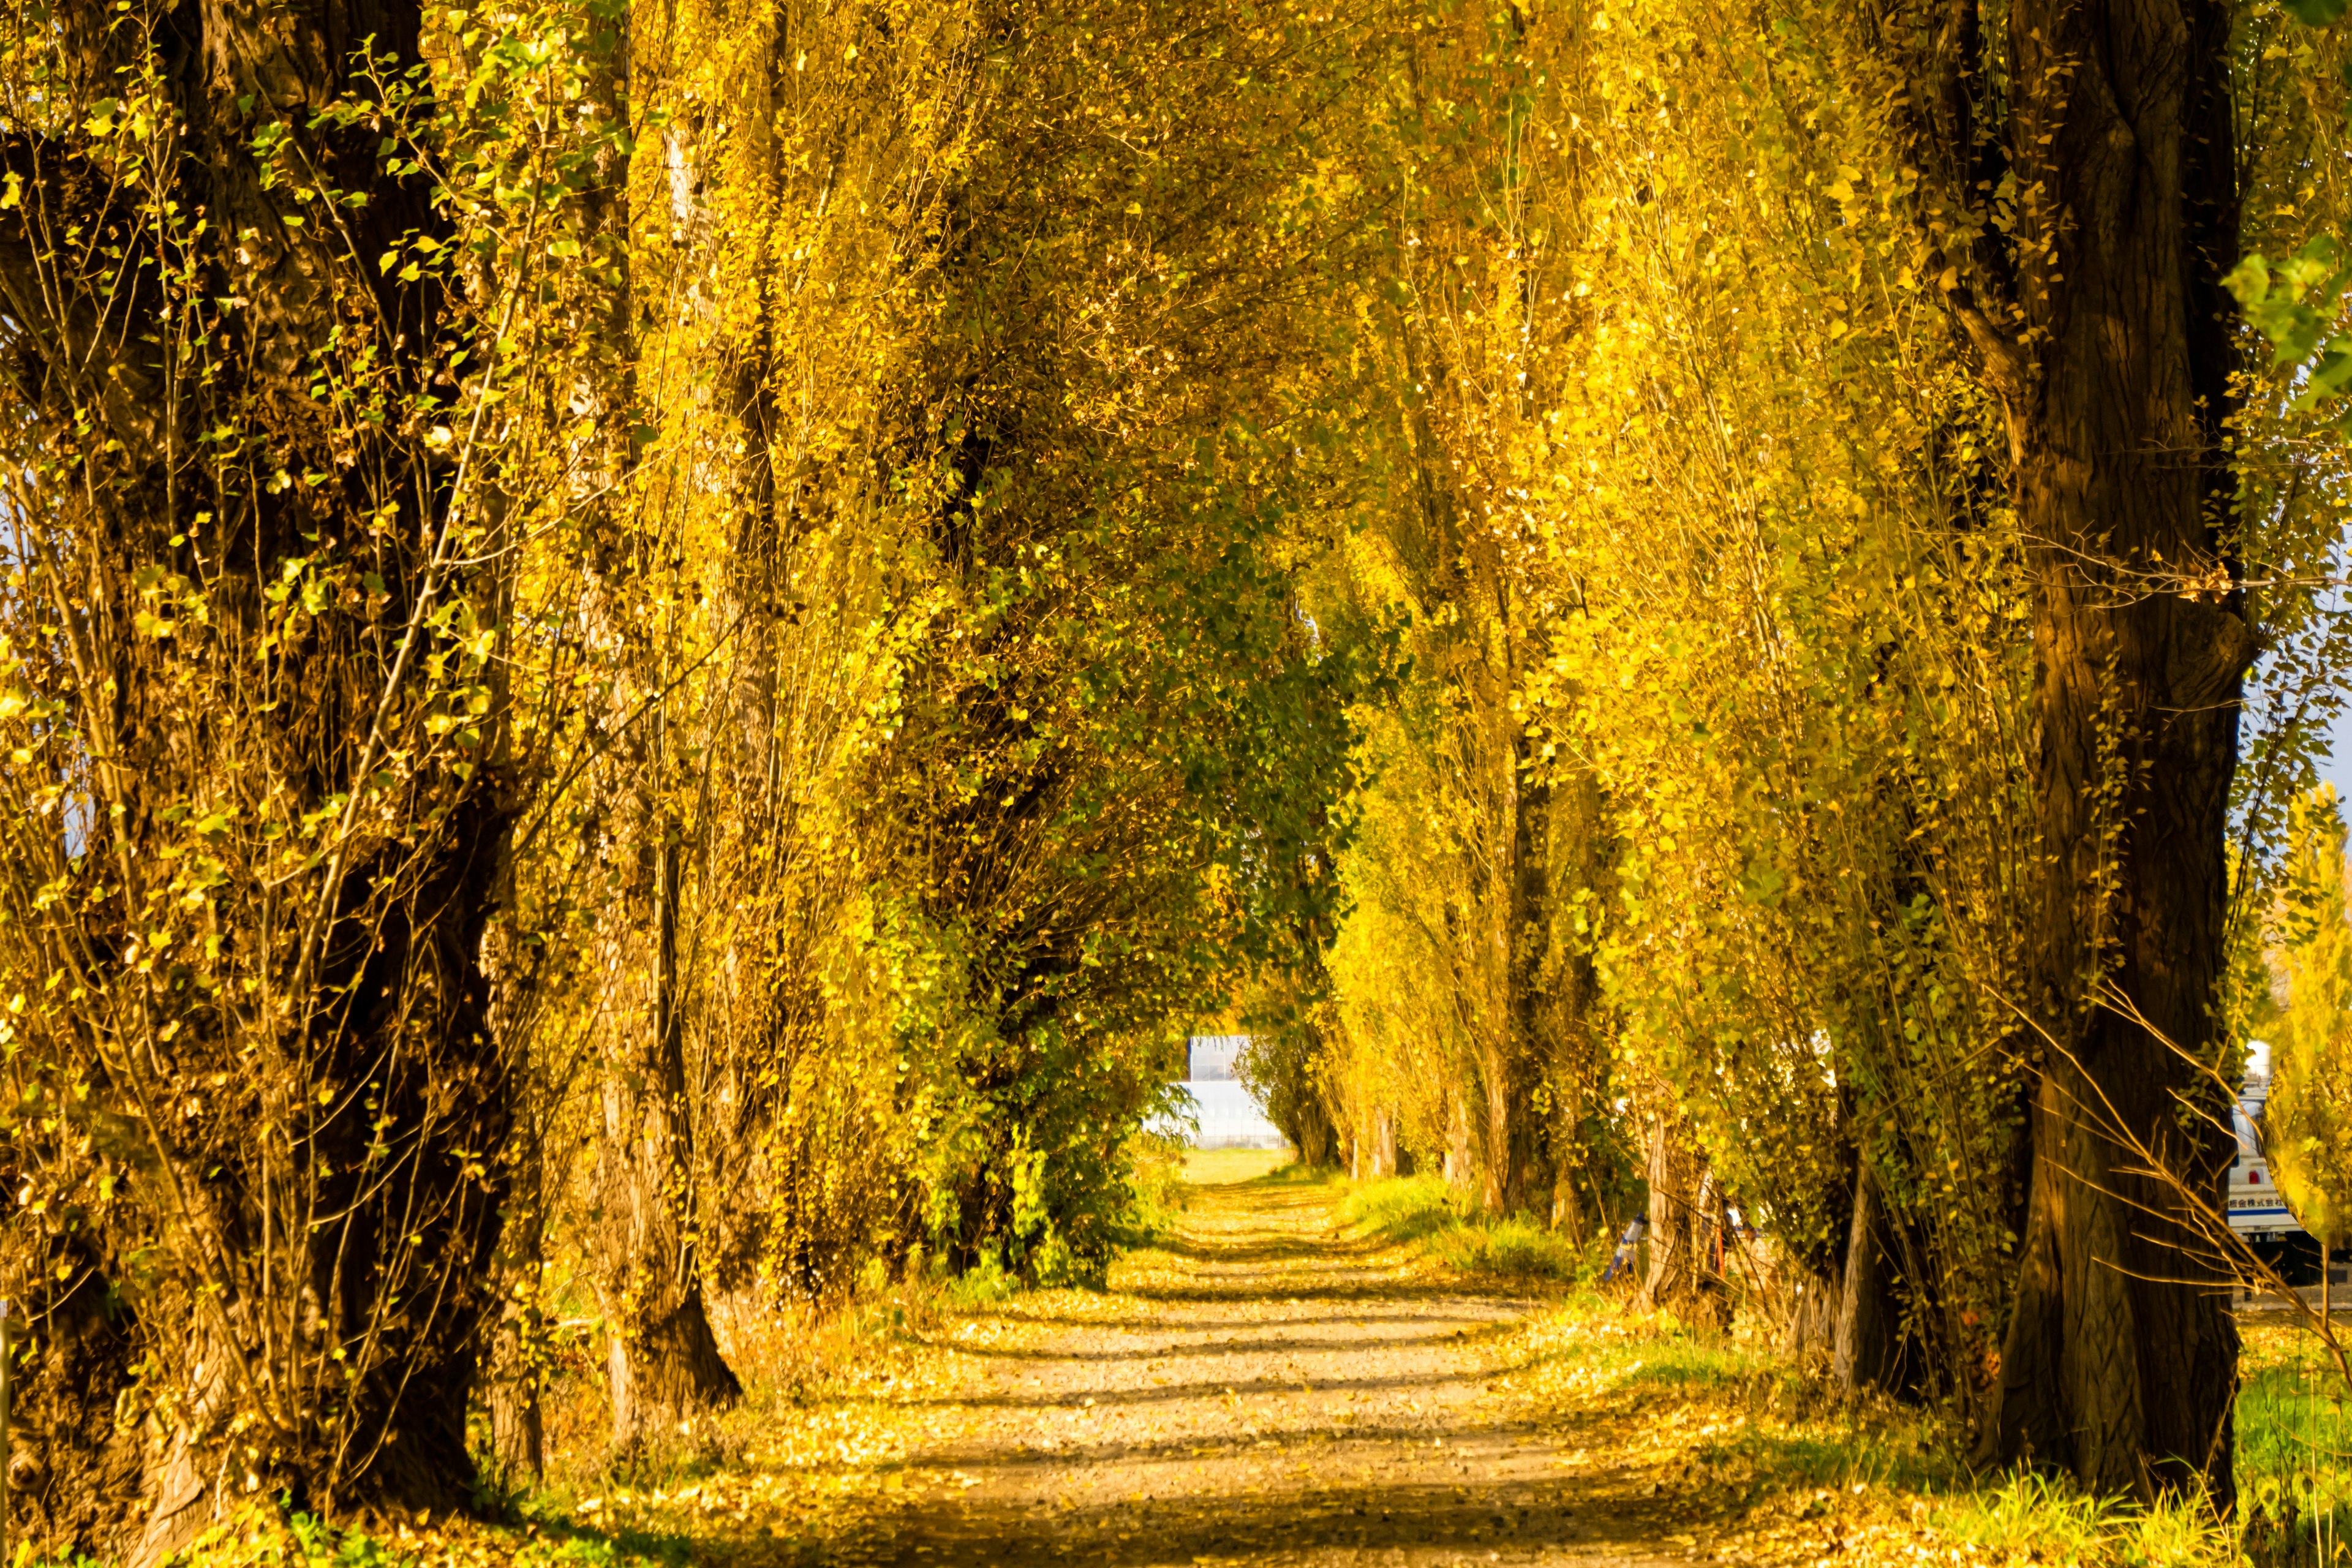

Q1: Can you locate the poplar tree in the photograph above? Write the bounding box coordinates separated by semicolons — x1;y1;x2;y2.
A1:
0;0;516;1551
2277;788;2352;1302
1885;0;2251;1495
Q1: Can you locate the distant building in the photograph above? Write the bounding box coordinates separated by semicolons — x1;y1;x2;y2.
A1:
1146;1035;1286;1150
1187;1034;1246;1082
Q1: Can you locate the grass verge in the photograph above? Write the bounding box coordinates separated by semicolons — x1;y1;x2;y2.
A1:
1483;1291;2340;1568
1335;1172;1599;1284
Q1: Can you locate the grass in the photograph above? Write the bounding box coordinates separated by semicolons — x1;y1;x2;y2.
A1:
1181;1145;1292;1185
2239;1317;2352;1567
1333;1172;1598;1283
62;1499;694;1568
1479;1287;2352;1568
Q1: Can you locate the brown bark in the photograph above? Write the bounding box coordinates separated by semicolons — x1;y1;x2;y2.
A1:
480;933;545;1486
595;778;741;1451
1497;720;1553;1218
1542;755;1612;1229
1550;1174;1585;1235
570;27;738;1454
483;968;546;1489
1444;1093;1475;1193
1785;1268;1842;1358
484;1315;545;1486
1642;1117;1726;1327
1926;0;2247;1502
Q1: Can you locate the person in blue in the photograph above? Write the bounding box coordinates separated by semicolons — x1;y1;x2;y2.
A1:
1599;1216;1648;1283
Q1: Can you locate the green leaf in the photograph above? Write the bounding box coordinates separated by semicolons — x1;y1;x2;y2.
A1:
2283;0;2351;24
2225;255;2272;309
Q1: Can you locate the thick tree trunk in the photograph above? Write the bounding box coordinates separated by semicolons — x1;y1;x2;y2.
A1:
0;0;520;1555
1964;0;2246;1502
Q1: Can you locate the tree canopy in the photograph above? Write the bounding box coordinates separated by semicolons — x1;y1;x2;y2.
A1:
6;0;2352;1555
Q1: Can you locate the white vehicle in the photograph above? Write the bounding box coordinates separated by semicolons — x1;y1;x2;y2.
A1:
2225;1041;2342;1287
2226;1065;2300;1244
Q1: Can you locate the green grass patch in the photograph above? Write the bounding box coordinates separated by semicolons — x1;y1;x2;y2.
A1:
126;1498;694;1568
2239;1321;2352;1567
1335;1174;1596;1283
1180;1147;1292;1185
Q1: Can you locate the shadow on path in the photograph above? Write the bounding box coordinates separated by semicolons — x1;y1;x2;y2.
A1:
813;1172;1679;1566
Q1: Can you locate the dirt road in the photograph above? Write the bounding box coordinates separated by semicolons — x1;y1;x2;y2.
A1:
820;1159;1681;1566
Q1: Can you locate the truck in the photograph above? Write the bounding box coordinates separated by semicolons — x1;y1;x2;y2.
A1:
2228;1041;2347;1288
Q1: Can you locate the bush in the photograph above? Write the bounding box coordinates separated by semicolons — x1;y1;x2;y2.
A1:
1119;1129;1195;1242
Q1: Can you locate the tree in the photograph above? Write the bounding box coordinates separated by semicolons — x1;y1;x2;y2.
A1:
2276;788;2352;1308
1311;0;1623;1223
1885;0;2250;1498
0;0;611;1546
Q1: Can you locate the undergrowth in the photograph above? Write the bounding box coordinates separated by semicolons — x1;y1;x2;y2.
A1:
1491;1288;2346;1568
2239;1320;2352;1568
1336;1172;1600;1283
1119;1129;1195;1244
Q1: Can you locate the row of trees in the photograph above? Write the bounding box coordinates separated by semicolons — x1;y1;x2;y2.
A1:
0;0;1379;1555
4;0;2351;1555
1241;0;2352;1516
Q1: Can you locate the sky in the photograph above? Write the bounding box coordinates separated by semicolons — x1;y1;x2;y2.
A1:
2321;707;2352;805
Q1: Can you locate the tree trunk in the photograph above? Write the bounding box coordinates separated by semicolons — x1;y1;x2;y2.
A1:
1286;1067;1339;1170
1498;720;1555;1218
1786;1267;1842;1358
575;72;740;1456
1550;1174;1585;1235
1445;1093;1475;1193
1833;1165;1902;1395
1545;759;1613;1235
0;0;523;1554
1642;1116;1725;1326
1953;0;2246;1502
481;914;546;1487
597;783;741;1451
484;1196;546;1487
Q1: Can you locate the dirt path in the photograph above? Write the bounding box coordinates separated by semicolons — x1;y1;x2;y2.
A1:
819;1163;1681;1566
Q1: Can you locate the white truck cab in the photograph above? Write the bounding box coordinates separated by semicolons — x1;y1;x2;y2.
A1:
2228;1041;2299;1242
2225;1041;2345;1289
2227;1088;2299;1242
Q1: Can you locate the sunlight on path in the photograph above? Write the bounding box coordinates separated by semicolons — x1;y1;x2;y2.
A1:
816;1162;1681;1567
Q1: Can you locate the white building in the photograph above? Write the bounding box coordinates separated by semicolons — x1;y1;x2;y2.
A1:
1186;1034;1246;1081
1149;1035;1286;1150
